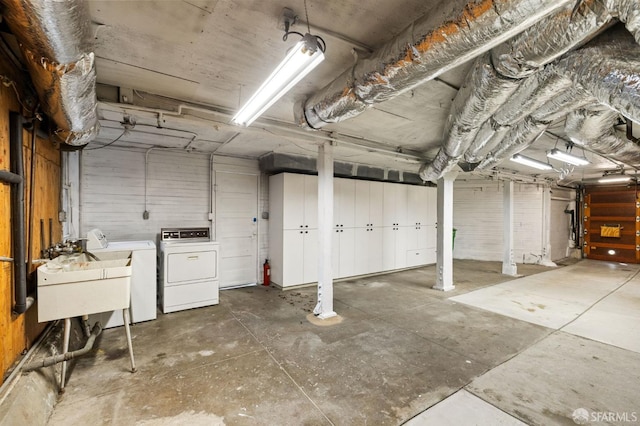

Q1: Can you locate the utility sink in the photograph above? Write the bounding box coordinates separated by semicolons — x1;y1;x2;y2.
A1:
37;251;132;322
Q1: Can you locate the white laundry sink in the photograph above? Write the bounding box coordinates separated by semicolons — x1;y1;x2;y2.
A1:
37;252;132;322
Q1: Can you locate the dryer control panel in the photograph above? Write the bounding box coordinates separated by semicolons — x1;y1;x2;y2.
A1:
160;227;210;241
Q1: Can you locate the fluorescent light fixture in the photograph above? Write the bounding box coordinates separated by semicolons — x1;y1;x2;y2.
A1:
232;34;325;127
598;175;634;184
510;154;553;170
546;148;589;166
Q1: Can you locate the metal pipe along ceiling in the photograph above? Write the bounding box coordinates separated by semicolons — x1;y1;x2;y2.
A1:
294;0;573;129
1;0;99;146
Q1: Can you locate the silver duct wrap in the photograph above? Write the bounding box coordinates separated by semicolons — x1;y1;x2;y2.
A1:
491;0;613;78
419;54;521;181
476;118;549;169
298;0;572;129
565;105;640;165
492;71;573;125
529;86;596;122
463;120;510;163
550;25;640;122
2;0;99;145
607;0;640;43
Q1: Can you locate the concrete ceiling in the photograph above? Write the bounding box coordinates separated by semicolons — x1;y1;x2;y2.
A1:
84;0;638;185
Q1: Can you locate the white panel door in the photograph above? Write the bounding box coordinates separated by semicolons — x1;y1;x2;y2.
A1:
339;228;356;278
215;171;258;289
355;180;370;228
382;227;396;271
354;227;370;275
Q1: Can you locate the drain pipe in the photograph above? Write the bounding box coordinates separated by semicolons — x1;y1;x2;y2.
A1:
9;111;32;315
23;323;102;372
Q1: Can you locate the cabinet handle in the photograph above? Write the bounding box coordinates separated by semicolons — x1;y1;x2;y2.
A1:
305;225;308;228
305;231;308;234
340;230;343;233
300;231;303;234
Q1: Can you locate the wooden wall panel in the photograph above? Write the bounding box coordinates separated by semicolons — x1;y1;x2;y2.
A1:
0;80;61;383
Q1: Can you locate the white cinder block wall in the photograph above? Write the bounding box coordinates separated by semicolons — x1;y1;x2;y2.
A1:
77;147;269;282
453;179;569;263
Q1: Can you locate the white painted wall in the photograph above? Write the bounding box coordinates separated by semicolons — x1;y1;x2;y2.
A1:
80;147;210;241
78;147;268;281
453;179;549;263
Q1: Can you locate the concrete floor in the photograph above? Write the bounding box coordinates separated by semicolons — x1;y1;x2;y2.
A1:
40;259;640;425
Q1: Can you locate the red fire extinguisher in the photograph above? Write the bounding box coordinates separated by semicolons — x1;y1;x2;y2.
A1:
263;259;271;286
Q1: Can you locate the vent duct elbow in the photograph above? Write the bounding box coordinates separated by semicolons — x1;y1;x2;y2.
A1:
2;0;99;146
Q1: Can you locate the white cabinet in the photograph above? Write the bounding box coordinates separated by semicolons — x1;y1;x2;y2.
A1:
282;229;317;285
383;183;408;227
406;186;437;265
355;180;383;228
334;178;355;228
354;227;383;275
269;173;318;288
281;173;317;230
270;173;437;288
332;227;355;278
383;226;408;270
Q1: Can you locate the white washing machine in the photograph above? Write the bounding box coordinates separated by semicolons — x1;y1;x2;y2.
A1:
159;227;220;313
86;229;157;328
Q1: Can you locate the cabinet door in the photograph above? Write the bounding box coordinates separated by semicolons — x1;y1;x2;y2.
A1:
382;227;396;271
395;226;408;269
304;175;318;229
282;230;304;286
368;227;384;273
303;229;318;284
396;185;408;227
424;225;436;250
339;228;356;278
335;178;356;228
355;180;370;227
408;185;430;227
354;227;370;275
369;181;384;227
426;187;437;225
282;174;305;230
383;184;396;227
332;229;341;278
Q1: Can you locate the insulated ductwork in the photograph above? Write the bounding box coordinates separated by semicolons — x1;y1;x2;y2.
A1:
566;105;640;165
420;0;614;181
549;24;640;122
491;0;614;79
476;117;549;170
1;0;99;146
296;0;573;129
475;24;640;171
418;54;520;181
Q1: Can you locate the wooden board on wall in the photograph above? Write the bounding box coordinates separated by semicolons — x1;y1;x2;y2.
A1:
584;186;638;264
0;81;61;383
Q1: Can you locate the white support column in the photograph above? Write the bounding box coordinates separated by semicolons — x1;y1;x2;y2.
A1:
502;180;518;276
540;186;557;267
313;142;337;319
434;171;457;291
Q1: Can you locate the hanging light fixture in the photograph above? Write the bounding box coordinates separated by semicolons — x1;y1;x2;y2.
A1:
510;153;553;170
546;148;589;166
232;4;326;127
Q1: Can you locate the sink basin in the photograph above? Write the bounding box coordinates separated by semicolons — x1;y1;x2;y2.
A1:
37;252;132;322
